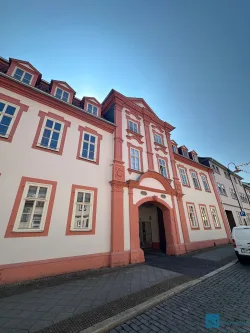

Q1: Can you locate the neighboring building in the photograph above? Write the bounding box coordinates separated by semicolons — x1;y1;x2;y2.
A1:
199;158;250;229
0;57;230;284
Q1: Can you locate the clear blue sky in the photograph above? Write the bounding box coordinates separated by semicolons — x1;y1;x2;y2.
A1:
1;0;250;180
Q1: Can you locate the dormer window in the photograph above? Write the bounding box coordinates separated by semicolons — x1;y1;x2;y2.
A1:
55;88;69;102
183;150;188;158
172;145;178;153
13;68;32;85
193;155;198;162
154;133;163;145
87;104;98;116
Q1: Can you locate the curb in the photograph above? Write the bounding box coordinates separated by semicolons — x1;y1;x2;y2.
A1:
80;259;238;333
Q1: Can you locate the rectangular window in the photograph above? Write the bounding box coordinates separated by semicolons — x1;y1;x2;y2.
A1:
230;188;237;199
71;189;94;231
191;171;200;189
128;120;139;133
224;171;230;179
154;133;163;145
179;168;188;186
55;88;69;102
159;158;168;178
187;204;199;228
210;207;221;228
13;68;32;85
217;182;227;196
87;104;98;116
38;117;64;150
80;132;97;161
193;155;198;162
183;150;188;158
200;206;210;228
14;182;51;232
212;164;220;174
239;193;248;203
130;147;140;171
172;145;177;153
201;175;210;192
0;101;17;137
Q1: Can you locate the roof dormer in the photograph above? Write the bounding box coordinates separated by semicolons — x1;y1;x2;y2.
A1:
179;145;189;158
82;97;101;117
7;58;41;87
171;140;178;154
50;80;75;104
189;150;199;162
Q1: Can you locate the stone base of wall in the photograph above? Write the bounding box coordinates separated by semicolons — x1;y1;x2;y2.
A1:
185;238;230;252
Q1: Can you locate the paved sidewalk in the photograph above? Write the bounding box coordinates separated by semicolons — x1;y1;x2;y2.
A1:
0;244;235;332
110;262;250;333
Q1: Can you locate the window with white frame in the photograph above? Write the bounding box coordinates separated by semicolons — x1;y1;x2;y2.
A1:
14;183;51;231
13;68;32;85
154;133;163;145
201;175;210;192
158;158;168;178
38;118;64;150
130;147;140;171
239;192;248;203
217;182;227;196
87;104;98;116
193;155;198;162
179;168;188;186
200;206;210;228
0;100;17;137
71;190;94;230
229;188;237;199
172;145;177;153
80;132;97;161
128;120;139;133
191;171;200;189
187;204;199;228
183;150;188;158
55;88;69;102
210;207;221;228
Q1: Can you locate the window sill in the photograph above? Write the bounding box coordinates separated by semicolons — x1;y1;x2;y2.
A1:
128;168;143;175
13;229;44;233
205;190;212;193
78;156;98;165
190;226;200;230
66;229;95;236
203;226;212;230
32;143;62;156
214;226;222;229
126;129;144;144
182;184;191;188
194;187;202;191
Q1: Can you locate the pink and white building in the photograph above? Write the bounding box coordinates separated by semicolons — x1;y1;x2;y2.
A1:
0;57;231;284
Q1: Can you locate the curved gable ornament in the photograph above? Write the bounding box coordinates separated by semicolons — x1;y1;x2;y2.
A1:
137;171;175;195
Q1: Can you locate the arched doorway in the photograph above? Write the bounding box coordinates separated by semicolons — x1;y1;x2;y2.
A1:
139;202;166;253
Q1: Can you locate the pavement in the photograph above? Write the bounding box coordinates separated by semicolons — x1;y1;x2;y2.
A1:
0;244;235;333
110;261;250;333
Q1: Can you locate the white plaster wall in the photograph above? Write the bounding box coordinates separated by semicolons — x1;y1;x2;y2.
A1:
223;203;250;227
0;88;113;265
123;187;130;251
139;205;159;242
140;178;165;190
177;162;227;242
122;107;148;181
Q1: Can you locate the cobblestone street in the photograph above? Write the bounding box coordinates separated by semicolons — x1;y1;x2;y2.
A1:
0;245;235;332
111;262;250;333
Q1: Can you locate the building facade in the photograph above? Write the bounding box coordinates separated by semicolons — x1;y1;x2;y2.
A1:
0;57;230;284
199;158;250;229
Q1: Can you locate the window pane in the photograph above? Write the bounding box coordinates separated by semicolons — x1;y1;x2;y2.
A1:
46;119;53;128
54;122;61;131
50;140;58;149
38;187;47;198
0;102;5;112
85;193;91;203
89;151;95;160
27;186;37;198
43;129;51;139
41;137;49;147
89;144;95;153
82;149;88;158
14;68;23;80
51;131;59;141
5;105;16;116
0;124;7;135
62;91;69;101
84;133;90;141
21;200;34;217
1;115;12;126
87;104;93;112
93;106;98;115
23;73;32;84
90;135;96;143
77;192;84;203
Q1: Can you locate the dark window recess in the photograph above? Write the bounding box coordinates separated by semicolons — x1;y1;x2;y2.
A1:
161;194;166;199
141;191;147;196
